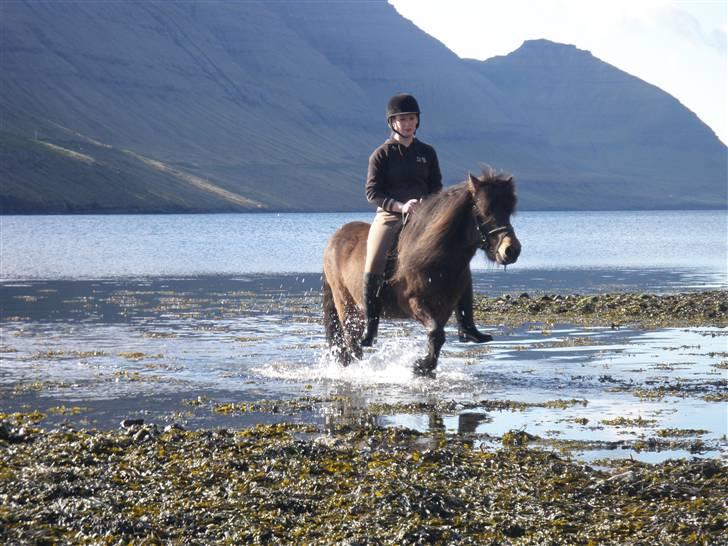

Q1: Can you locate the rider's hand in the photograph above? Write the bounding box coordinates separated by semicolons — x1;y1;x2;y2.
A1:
401;199;420;215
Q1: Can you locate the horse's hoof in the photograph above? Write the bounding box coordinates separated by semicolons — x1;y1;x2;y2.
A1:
332;347;351;367
413;359;436;378
458;327;493;343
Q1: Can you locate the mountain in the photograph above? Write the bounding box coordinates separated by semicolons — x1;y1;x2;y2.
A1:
1;1;725;213
466;39;727;209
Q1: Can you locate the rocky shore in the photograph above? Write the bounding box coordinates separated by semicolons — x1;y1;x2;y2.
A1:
1;419;725;545
473;290;728;328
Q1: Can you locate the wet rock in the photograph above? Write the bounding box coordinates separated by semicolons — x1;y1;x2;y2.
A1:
163;424;185;433
608;470;639;485
0;422;12;441
132;428;152;443
0;422;33;443
502;523;526;538
502;430;536;447
313;434;347;449
120;418;144;429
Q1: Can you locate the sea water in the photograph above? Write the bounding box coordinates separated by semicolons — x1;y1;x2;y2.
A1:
1;210;726;462
1;210;726;282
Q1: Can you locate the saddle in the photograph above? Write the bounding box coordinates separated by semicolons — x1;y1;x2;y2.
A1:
383;221;405;282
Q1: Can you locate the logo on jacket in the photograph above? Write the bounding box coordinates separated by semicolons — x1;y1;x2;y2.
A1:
416;156;427;164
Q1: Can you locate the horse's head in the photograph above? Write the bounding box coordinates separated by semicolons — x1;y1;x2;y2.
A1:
468;169;521;266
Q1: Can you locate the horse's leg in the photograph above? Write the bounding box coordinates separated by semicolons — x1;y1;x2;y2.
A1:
322;220;369;366
414;324;445;377
409;299;446;376
322;273;340;346
331;285;366;365
322;273;351;365
342;300;364;360
455;271;493;343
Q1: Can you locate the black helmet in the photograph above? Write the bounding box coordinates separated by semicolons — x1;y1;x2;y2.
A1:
386;93;420;120
386;93;421;136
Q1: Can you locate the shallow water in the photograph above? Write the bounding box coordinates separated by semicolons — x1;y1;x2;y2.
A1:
2;210;726;461
1;274;725;463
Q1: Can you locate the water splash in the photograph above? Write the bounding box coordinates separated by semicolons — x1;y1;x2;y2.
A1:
252;333;472;388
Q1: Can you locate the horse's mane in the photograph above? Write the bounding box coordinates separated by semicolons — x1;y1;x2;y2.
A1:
395;168;515;277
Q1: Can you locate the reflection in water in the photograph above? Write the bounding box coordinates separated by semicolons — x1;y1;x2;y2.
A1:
321;388;378;433
457;412;492;434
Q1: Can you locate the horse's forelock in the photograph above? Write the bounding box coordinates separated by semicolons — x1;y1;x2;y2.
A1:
476;168;514;188
476;170;517;217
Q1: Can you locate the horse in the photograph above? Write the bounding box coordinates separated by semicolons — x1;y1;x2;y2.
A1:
322;168;521;376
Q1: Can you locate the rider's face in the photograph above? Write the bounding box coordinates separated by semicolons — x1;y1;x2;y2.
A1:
391;113;418;137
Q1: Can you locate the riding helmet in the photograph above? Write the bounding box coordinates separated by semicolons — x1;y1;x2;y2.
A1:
386;93;420;130
386;93;420;119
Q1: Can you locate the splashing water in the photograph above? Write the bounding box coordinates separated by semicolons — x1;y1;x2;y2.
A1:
252;332;471;388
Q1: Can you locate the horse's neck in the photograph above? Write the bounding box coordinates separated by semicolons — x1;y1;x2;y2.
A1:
444;214;477;263
411;203;477;270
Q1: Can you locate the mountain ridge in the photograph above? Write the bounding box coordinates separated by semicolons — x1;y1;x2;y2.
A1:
1;1;725;213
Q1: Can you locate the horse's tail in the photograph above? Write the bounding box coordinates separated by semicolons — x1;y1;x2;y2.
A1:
322;271;345;349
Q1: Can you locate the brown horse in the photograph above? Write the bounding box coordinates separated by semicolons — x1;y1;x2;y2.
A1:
322;168;521;375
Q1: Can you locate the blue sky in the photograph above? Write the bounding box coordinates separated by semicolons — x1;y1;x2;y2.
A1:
390;0;727;145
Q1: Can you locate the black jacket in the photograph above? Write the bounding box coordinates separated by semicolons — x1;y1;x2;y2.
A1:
365;138;442;211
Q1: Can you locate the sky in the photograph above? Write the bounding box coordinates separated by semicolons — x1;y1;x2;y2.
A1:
389;0;727;145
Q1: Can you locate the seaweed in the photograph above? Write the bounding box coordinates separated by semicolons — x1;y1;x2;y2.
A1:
0;422;724;544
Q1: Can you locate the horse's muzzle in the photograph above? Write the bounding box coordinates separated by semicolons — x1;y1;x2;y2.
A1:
496;236;521;265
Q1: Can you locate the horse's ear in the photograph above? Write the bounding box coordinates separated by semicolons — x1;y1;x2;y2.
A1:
467;172;481;195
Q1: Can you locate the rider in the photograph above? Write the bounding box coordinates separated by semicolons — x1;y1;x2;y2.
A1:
361;93;493;346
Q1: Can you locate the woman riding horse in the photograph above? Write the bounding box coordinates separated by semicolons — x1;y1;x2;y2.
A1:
323;167;521;374
362;93;492;347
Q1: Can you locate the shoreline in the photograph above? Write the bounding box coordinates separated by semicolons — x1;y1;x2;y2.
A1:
1;282;726;542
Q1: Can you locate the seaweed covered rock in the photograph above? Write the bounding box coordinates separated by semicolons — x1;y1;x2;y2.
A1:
473;290;728;328
1;424;725;544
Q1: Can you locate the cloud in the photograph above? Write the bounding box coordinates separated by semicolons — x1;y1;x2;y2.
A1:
710;28;728;55
658;6;727;55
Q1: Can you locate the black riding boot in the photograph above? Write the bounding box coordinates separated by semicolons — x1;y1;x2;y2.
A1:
456;288;493;343
361;272;384;347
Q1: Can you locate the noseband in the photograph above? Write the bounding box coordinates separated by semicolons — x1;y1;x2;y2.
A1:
472;204;512;251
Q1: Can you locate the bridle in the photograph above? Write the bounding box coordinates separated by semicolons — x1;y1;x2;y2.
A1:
472;204;513;251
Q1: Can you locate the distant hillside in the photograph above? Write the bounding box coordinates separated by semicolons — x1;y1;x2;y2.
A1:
466;40;727;209
1;1;725;213
0;131;266;213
